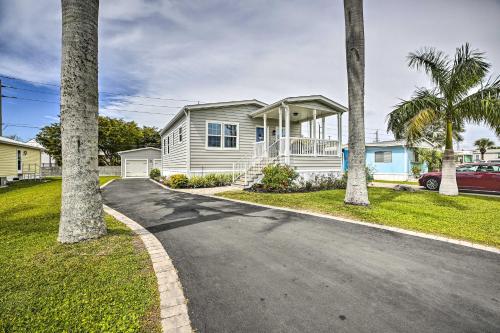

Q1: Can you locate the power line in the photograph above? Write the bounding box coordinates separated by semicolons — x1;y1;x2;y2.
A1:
0;74;201;103
2;85;189;108
2;95;177;116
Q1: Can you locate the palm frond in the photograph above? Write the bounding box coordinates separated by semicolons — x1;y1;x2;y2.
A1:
387;88;444;142
455;76;500;135
449;43;491;102
407;47;450;95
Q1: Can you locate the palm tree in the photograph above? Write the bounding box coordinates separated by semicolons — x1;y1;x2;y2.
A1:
343;0;369;206
387;44;500;195
58;0;106;243
474;138;495;160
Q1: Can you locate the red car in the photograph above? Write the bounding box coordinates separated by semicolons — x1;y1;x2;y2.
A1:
419;163;500;193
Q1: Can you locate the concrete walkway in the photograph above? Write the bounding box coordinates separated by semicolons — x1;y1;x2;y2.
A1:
102;179;500;333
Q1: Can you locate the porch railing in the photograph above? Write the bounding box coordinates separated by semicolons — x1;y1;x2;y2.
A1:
289;137;338;156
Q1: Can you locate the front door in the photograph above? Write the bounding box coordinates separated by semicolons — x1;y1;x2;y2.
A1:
17;150;22;174
256;127;264;142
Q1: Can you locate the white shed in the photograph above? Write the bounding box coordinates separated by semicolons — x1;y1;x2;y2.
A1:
117;147;161;178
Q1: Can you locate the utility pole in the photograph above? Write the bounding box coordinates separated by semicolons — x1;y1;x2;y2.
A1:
0;79;3;137
375;129;379;143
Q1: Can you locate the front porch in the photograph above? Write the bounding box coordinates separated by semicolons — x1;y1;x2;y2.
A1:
233;95;347;186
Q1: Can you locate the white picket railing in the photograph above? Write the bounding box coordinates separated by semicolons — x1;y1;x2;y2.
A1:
254;141;266;157
289;137;338;156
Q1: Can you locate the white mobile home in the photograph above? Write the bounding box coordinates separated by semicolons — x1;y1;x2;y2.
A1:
160;95;346;186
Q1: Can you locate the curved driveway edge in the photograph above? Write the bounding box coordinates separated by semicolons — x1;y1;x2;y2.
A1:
104;205;192;333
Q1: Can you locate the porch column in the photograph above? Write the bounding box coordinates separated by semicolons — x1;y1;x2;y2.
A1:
278;107;282;140
284;104;290;164
321;117;326;139
313;109;317;156
263;113;268;157
337;113;342;157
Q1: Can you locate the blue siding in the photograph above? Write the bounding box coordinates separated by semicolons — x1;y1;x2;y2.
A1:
343;146;428;177
366;146;407;174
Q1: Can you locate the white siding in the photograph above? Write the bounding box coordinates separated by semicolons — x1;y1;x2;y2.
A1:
161;115;187;176
189;105;301;174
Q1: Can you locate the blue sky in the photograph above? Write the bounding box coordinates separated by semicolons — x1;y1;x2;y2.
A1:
1;0;499;149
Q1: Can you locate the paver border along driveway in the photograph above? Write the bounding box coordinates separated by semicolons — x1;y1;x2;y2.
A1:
102;179;500;333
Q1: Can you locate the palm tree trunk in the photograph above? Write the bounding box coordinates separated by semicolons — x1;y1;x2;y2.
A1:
58;0;106;243
439;118;458;196
343;0;369;205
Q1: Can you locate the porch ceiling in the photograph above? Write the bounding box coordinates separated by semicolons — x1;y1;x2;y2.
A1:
255;105;335;122
250;95;347;121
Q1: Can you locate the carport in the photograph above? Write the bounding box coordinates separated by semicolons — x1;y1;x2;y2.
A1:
117;147;161;178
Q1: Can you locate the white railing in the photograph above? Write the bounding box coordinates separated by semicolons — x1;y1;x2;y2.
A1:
289;137;338;156
233;139;281;183
254;141;266;157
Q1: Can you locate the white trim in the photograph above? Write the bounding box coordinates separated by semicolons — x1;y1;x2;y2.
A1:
117;147;161;155
159;100;266;135
185;110;191;176
205;120;240;150
124;158;149;178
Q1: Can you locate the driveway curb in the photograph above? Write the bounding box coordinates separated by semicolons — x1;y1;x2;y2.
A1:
211;195;500;254
102;181;192;333
149;179;500;255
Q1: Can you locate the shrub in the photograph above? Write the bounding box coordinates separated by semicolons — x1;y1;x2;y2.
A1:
261;164;298;192
187;173;233;188
149;168;161;180
411;164;422;177
165;174;188;188
188;176;207;188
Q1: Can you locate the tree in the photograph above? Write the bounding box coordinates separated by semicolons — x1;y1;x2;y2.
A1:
474;138;495;160
416;148;443;172
141;126;161;148
98;116;142;166
58;0;105;243
343;0;369;206
387;44;500;195
36;117;160;166
36;123;62;166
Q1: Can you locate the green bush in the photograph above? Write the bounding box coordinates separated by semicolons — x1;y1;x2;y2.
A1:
165;174;188;188
188;176;207;188
411;164;422;177
149;168;161;180
261;164;298;192
187;173;232;188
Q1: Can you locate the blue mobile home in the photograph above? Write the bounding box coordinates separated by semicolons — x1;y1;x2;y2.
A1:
343;139;434;181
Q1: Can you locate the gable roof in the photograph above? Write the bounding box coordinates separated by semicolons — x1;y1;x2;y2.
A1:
0;136;44;150
159;99;267;135
117;147;161;155
249;95;348;117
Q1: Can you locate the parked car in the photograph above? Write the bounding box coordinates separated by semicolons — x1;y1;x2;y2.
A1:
418;163;500;193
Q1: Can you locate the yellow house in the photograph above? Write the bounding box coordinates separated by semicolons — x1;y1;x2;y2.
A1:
0;136;43;182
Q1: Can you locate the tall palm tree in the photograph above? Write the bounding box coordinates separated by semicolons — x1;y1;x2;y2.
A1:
474;138;495;160
343;0;369;206
387;44;500;195
58;0;106;243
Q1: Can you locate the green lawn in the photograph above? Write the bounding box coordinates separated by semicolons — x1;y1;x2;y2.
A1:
217;188;500;248
0;177;161;332
371;179;419;185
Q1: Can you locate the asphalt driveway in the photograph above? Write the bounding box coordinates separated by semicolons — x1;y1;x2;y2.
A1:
102;179;500;333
